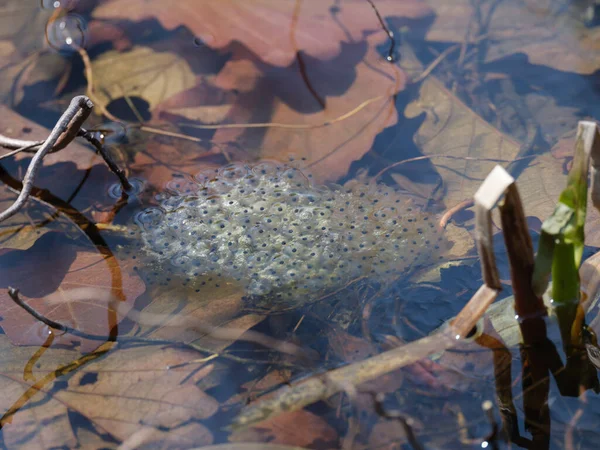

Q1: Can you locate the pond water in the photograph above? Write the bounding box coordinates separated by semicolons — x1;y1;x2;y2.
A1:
0;0;600;448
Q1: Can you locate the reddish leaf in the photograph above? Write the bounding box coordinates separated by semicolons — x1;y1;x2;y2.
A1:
92;0;432;67
85;1;433;184
230;409;337;448
204;40;402;183
0;232;144;350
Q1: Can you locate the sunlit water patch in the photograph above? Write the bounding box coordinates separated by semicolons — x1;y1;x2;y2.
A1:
124;162;448;311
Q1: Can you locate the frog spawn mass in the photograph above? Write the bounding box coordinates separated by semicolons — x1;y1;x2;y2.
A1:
132;162;447;311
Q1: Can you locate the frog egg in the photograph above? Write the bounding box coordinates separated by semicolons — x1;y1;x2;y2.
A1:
165;177;200;196
248;250;271;265
193;169;218;186
252;161;281;178
171;252;191;268
248;278;273;296
161;195;187;212
312;206;332;219
269;202;287;215
280;168;310;188
135;207;166;231
205;178;236;195
218;162;251;180
259;215;279;230
297;208;317;221
244;226;268;244
252;201;271;213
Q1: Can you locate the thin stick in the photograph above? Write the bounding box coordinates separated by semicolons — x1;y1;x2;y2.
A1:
232;284;497;429
8;287;311;367
0;96;92;223
412;44;460;83
365;0;396;62
78;128;132;191
439;199;474;228
180;95;385;130
0;142;43;161
0;138;44;152
371;154;533;183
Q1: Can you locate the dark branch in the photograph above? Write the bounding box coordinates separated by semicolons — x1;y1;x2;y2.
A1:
365;0;396;62
78;128;132;191
0;96;132;222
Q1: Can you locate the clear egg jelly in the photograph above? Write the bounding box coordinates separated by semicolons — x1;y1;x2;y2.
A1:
124;161;448;311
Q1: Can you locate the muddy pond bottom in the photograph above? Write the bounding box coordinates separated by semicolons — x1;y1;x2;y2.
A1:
127;162;447;311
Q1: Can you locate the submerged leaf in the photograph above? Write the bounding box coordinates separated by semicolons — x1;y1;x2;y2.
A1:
0;232;144;350
0;337;217;448
91;0;432;67
405;76;521;209
422;0;600;74
90;45;197;113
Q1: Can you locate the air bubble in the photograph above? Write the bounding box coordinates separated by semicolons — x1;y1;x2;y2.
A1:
46;14;87;53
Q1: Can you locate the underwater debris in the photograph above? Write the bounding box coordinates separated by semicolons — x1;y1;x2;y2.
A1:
130;161;447;310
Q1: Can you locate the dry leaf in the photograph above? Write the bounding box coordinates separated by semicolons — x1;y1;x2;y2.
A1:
91;0;432;67
0;232;144;350
90;45;197;113
230;409;337;448
0;337;217;448
87;0;435;183
423;0;600;74
206;39;403;184
405;76;521;209
134;282;265;353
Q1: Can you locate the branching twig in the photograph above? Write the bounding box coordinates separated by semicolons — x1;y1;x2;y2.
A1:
0;96;92;222
77;128;131;191
0;96;132;223
7;287;305;368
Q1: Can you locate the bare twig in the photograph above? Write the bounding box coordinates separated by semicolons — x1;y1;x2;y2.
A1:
232;283;497;429
0;96;132;223
7;287;307;367
78;128;132;191
0;142;43;161
0;96;92;223
365;0;396;62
